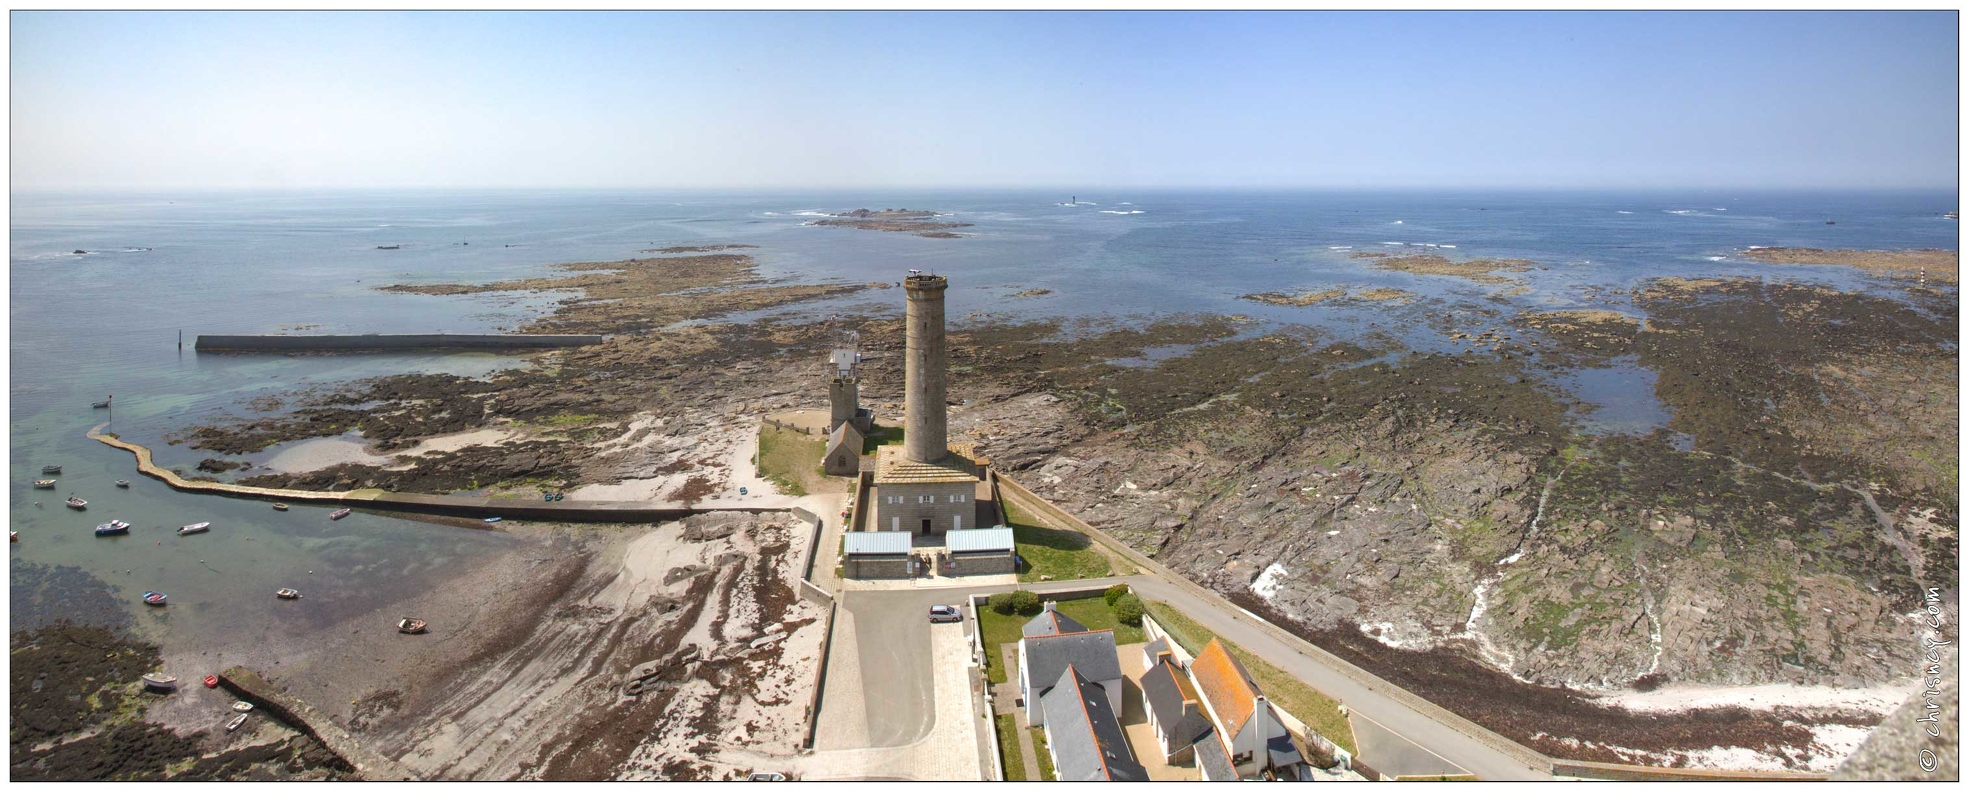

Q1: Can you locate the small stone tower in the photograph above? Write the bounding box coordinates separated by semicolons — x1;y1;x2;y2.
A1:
829;348;859;432
903;272;950;464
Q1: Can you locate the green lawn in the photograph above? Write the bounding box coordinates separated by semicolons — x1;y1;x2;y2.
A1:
1031;725;1056;781
1143;600;1357;755
755;425;823;497
978;595;1146;685
1002;498;1113;583
861;423;904;455
993;714;1027;781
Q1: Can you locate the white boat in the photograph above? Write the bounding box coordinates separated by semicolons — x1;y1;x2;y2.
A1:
232;701;254;713
115;480;131;488
65;496;87;509
177;522;211;536
276;588;301;600
32;479;56;489
141;673;178;690
398;617;427;634
226;713;249;732
329;508;351;520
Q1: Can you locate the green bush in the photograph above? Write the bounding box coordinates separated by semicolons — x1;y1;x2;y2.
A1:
1102;584;1131;606
1113;593;1145;626
990;590;1041;615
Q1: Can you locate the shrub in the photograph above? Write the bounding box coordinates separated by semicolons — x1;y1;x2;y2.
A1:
1102;584;1131;606
1113;593;1145;626
989;590;1041;615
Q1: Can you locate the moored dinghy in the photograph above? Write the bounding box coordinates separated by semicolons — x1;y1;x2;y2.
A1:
116;480;130;488
141;673;178;691
397;617;427;634
232;701;254;713
276;588;301;600
226;713;249;732
32;479;56;489
142;590;167;606
41;465;61;474
95;520;133;536
177;522;211;536
272;503;289;511
65;496;87;510
329;508;351;520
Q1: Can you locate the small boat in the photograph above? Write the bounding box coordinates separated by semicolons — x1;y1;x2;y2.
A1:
177;522;211;536
32;479;56;489
95;520;133;536
115;480;130;488
272;503;289;511
203;675;220;689
397;617;427;634
42;465;62;474
329;509;351;520
142;590;167;606
276;588;301;600
65;496;87;510
483;516;502;524
92;400;110;409
226;713;249;732
10;532;17;543
232;701;254;713
141;673;178;691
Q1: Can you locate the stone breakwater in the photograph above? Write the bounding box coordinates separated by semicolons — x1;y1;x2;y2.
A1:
195;333;604;352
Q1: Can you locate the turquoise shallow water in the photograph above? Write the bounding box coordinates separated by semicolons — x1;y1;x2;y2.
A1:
9;188;1956;644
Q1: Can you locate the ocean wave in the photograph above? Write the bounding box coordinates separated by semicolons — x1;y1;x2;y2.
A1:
1439;244;1456;248
1617;210;1634;214
1100;210;1145;215
1706;256;1727;261
1382;242;1405;246
1713;208;1727;211
1664;209;1701;216
1390;220;1404;225
1328;246;1352;250
791;211;830;217
1745;245;1770;249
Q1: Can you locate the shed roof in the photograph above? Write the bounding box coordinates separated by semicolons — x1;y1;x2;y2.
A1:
945;527;1014;554
1191;638;1261;737
1023;630;1122;695
872;443;984;485
1039;665;1149;782
1194;728;1237;780
842;531;912;556
826;422;865;452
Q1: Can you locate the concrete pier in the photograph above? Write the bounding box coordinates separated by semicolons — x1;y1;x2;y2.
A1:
195;333;603;352
902;273;949;463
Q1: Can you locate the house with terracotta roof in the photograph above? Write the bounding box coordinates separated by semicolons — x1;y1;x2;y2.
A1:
1187;638;1306;779
1038;665;1149;782
1017;602;1123;727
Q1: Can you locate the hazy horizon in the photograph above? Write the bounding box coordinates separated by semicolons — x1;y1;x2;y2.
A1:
12;11;1959;193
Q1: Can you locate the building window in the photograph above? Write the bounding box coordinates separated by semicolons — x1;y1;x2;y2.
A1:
919;495;932;504
950;494;966;503
1233;751;1253;765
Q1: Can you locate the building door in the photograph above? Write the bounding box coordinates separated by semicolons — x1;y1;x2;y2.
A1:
921;518;932;536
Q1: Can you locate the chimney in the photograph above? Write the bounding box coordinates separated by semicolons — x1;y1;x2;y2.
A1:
903;272;949;463
1043;600;1057;613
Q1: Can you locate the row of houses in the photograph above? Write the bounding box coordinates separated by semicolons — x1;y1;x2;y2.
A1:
1013;602;1309;782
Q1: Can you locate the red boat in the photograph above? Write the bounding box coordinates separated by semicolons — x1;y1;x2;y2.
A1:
203;675;219;689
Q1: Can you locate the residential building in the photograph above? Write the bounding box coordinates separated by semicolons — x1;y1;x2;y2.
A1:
822;422;864;477
1039;665;1149;782
1017;604;1123;726
1187;638;1306;779
1139;653;1213;764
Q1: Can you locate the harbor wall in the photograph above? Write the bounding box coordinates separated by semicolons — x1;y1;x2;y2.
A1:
195;333;603;352
218;667;414;780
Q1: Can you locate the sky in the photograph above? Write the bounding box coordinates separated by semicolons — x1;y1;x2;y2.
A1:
9;11;1960;191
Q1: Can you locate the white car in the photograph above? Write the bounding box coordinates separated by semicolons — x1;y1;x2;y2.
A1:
929;605;962;623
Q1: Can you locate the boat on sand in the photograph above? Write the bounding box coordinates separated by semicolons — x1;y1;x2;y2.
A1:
276;588;301;600
141;673;178;691
397;617;427;634
142;590;167;606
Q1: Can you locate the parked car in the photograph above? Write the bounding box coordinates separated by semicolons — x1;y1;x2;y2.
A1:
929;605;962;623
747;772;787;781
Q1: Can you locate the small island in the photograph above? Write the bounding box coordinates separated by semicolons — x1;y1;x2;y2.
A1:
809;208;972;238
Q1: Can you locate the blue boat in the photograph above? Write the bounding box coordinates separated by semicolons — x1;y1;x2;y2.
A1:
94;519;132;536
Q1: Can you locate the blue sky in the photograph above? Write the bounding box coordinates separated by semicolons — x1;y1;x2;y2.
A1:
10;11;1958;191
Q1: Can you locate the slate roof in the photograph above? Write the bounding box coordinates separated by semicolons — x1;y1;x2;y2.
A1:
842;531;912;556
1191;638;1261;737
1140;658;1212;749
1267;733;1305;769
1040;665;1149;782
1022;605;1090;638
945;526;1014;554
826;422;864;453
1194;728;1237;781
1023;630;1122;694
872;443;984;484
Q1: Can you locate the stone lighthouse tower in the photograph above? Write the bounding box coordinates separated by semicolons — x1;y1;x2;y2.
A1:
870;270;985;538
903;272;950;464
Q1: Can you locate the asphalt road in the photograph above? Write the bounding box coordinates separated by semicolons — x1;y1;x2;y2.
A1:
840;575;1552;781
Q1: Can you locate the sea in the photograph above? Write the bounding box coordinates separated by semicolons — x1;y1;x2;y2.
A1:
9;189;1957;648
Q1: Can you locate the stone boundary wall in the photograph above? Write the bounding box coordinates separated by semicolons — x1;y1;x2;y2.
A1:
1552;761;1828;782
763;418;819;436
800;601;841;752
968;594;1006;782
218;666;413;780
196;333;602;351
994;473;1556;776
